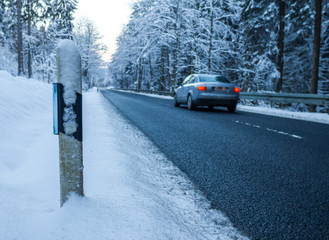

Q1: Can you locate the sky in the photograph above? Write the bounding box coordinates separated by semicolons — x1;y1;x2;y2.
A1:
74;0;136;62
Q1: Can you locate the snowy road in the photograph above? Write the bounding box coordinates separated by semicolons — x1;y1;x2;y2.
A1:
101;89;329;240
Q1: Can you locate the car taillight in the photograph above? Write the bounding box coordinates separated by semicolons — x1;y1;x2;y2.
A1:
198;86;206;91
234;87;240;93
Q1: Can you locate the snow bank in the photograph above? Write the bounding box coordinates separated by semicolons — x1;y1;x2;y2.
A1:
237;105;329;125
0;71;55;183
0;72;247;240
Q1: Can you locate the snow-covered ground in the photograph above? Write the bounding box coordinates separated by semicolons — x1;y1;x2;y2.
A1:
0;71;248;240
115;90;329;125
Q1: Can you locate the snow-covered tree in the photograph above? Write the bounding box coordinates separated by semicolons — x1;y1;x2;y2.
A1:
22;0;46;77
238;0;279;91
205;0;241;78
73;17;107;89
0;0;17;74
0;0;107;86
0;0;5;45
283;0;314;93
48;0;77;39
109;0;241;91
319;1;329;95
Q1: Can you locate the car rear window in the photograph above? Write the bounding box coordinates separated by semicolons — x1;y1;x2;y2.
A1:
199;75;231;83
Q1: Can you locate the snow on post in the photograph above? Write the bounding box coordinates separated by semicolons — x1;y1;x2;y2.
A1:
56;39;84;207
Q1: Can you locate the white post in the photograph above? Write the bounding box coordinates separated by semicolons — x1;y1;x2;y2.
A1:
56;39;84;207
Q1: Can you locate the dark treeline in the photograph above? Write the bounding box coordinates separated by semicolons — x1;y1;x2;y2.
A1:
0;0;106;89
109;0;329;95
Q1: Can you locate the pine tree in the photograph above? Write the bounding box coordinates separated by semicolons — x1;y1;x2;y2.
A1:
311;0;322;95
50;0;77;39
319;1;329;95
284;0;314;93
0;0;5;46
239;0;279;91
0;0;18;74
276;0;286;92
22;0;45;78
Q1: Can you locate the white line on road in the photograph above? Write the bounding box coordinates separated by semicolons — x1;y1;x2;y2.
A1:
235;120;303;139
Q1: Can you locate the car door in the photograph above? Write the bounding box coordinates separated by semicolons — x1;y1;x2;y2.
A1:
176;75;192;102
182;75;195;103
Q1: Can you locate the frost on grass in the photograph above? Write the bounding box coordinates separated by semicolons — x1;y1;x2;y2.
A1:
57;40;82;136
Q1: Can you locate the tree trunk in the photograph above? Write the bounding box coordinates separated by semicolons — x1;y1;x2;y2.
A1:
27;0;32;78
122;71;127;88
135;64;138;89
191;0;200;73
138;58;143;90
311;0;322;94
166;46;171;90
149;55;153;88
208;0;214;72
159;46;166;91
172;43;178;91
276;0;285;93
17;0;23;75
172;0;180;92
310;0;322;112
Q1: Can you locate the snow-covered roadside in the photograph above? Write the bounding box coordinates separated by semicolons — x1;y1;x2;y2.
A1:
112;89;329;125
0;71;247;240
237;105;329;124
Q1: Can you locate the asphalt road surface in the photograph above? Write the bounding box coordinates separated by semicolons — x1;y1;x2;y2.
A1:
101;90;329;239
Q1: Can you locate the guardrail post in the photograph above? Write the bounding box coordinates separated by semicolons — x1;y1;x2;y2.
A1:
56;39;84;207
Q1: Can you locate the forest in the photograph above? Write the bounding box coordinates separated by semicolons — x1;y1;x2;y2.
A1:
0;0;106;89
109;0;329;96
1;0;329;96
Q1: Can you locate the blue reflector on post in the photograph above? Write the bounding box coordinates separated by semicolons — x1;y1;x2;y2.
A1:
53;83;59;135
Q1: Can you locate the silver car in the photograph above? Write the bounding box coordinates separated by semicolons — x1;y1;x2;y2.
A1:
174;74;240;112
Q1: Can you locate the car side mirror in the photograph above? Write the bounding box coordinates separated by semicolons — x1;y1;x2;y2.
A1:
176;78;183;87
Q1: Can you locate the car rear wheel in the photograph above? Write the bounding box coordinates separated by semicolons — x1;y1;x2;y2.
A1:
174;94;180;107
187;95;195;110
227;105;236;113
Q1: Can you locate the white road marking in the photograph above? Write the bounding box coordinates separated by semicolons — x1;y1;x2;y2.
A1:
235;120;303;139
291;135;303;139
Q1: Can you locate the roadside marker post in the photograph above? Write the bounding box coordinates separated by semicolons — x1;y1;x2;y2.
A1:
54;39;84;207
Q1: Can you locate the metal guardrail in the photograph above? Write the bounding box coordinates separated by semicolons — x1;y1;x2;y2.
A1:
116;88;174;96
239;92;329;105
114;88;329;105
